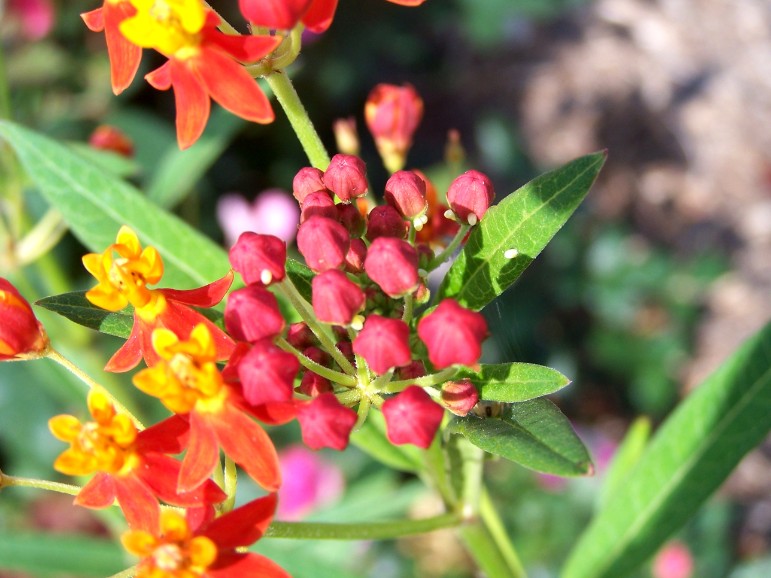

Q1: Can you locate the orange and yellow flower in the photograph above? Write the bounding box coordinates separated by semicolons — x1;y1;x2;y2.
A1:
82;226;234;372
49;390;225;530
0;278;49;360
133;324;282;493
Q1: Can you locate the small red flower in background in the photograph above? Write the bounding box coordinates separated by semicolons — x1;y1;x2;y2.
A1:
8;0;55;40
365;83;424;173
81;1;141;95
49;390;225;531
122;495;290;578
82;226;234;372
88;124;134;157
0;278;49;361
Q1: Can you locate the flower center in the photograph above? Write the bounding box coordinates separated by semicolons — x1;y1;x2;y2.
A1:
122;0;205;57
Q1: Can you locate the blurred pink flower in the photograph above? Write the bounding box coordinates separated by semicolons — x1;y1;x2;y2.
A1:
276;445;344;521
653;541;694;578
217;189;300;247
7;0;54;39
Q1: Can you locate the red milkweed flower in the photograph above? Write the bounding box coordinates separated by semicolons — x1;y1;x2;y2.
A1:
49;390;225;531
119;0;281;149
121;495;290;578
365;83;424;173
0;278;49;361
81;1;141;95
132;324;282;493
82;226;235;372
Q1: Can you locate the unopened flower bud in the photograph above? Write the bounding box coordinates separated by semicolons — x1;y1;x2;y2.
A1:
225;285;285;343
299;371;332;397
88;125;134;157
384;170;428;221
440;379;479;416
447;170;495;224
418;299;488;369
287;322;315;350
301;191;338;223
322;154;368;202
229;232;286;286
333;117;360;156
352;315;411;375
297;217;350;273
365;83;423;174
312;270;365;326
0;278;48;360
366;205;408;241
293;167;327;204
396;360;426;381
337;203;366;238
364;237;419;298
382;386;444;448
344;238;367;273
237;339;300;406
296;393;357;451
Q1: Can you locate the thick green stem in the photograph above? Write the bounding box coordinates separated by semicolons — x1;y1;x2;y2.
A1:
478;488;527;577
265;512;463;540
265;72;330;170
384;368;459;393
0;473;81;497
276;337;356;386
428;224;471;271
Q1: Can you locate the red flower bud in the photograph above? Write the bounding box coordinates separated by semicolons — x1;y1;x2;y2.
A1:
312;270;365;326
417;299;488;369
366;205;407;241
440;379;479;416
299;371;332;397
88;125;134;157
293;166;327;204
287;322;316;349
364;237;419;298
344;238;367;273
300;190;337;223
322;154;368;202
365;84;423;173
296;393;357;450
352;315;411;375
384;170;427;220
396;360;426;381
229;232;286;286
337;203;366;238
239;0;313;31
382;386;444;448
225;285;285;343
446;170;495;225
303;346;330;367
0;278;48;360
297;217;350;273
336;340;354;364
237;340;300;405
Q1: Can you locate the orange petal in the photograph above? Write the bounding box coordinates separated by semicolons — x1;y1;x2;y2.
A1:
146;61;172;90
178;410;219;493
160;270;234;308
139;453;226;507
170;60;211;150
103;2;142;95
303;0;338;33
75;472;116;509
114;474;161;531
194;48;273;124
162;301;235;362
210;552;291;578
135;414;189;454
205;32;281;64
202;494;276;550
81;8;105;32
104;315;143;372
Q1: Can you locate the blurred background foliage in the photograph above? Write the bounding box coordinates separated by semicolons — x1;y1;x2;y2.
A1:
2;0;770;576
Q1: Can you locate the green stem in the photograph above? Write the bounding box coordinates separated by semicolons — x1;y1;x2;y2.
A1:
265;71;331;170
384;368;459;393
0;45;10;121
276;337;356;386
478;487;527;578
223;457;238;513
265;512;463;540
15;209;67;265
107;566;137;578
0;473;81;497
45;348;145;429
428;224;471;271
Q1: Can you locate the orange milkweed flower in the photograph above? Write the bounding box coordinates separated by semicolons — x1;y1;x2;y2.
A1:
119;0;281;149
122;496;290;578
82;226;235;373
132;324;282;493
81;1;141;95
49;390;226;531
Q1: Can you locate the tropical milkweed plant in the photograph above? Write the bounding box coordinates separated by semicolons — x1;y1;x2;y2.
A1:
0;1;769;577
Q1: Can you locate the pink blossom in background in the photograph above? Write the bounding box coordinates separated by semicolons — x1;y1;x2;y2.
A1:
7;0;54;39
653;541;694;578
276;445;344;521
217;189;300;247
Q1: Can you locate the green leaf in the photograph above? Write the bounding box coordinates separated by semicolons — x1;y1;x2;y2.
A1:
598;416;651;509
458;363;571;402
67;143;140;179
146;106;245;208
36;291;133;338
438;151;606;310
0;532;125;577
449;398;593;476
0;120;230;289
286;257;314;302
562;320;771;578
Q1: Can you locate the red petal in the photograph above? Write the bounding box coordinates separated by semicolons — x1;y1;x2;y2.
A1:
194;48;274;124
204;32;281;64
81;8;104;32
113;474;161;531
202;494;276;550
139;454;226;507
170;60;210;150
161;301;235;361
75;472;115;509
135;414;190;454
387;0;426;4
178;410;220;493
210;552;291;578
210;403;281;491
303;0;338;33
160;270;234;307
104;316;143;372
103;2;142;95
146;61;172;90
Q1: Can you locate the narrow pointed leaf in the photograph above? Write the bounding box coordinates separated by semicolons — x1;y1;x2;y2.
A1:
0;120;230;288
438;151;606;311
36;291;133;338
457;362;571;402
449;398;592;476
562;321;771;578
598;416;651;509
